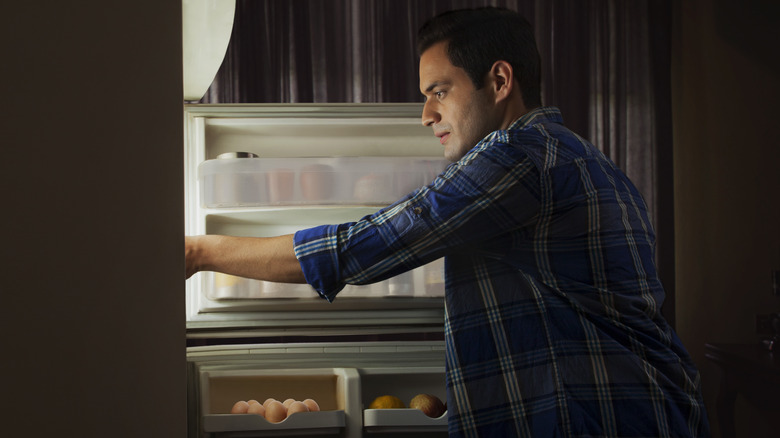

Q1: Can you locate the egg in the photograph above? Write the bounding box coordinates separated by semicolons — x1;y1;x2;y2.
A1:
247;402;266;417
262;398;278;409
230;400;249;414
264;400;288;423
282;398;296;409
287;401;310;416
302;398;320;412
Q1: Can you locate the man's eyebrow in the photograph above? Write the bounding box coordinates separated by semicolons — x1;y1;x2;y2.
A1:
424;81;449;93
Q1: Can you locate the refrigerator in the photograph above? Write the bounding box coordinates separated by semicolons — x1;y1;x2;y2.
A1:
184;103;451;437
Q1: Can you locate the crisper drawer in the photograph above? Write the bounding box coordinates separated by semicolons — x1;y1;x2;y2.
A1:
361;368;448;436
198;156;448;208
188;342;448;438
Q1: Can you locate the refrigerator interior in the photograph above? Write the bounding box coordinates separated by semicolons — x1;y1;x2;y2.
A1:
185;104;450;437
184;104;449;339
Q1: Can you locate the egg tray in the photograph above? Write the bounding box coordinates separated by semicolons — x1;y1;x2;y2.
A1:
203;410;345;435
199;367;359;436
363;408;447;433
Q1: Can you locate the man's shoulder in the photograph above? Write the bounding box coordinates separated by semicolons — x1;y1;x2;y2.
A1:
509;106;564;131
501;109;598;169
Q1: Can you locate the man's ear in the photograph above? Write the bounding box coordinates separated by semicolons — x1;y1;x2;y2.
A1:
489;60;514;103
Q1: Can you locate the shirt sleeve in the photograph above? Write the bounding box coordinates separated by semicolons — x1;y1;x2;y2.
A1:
293;138;542;302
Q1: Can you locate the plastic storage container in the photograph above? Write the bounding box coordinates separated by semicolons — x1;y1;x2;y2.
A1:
198;156;449;208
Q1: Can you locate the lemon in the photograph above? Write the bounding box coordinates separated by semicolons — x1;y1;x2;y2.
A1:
369;395;405;409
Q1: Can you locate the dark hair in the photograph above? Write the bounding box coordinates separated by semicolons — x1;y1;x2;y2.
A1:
417;7;542;107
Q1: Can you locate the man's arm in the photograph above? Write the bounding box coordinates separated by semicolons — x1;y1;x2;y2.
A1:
185;234;306;283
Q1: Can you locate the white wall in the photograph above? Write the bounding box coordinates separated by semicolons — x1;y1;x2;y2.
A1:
673;1;780;437
0;2;186;437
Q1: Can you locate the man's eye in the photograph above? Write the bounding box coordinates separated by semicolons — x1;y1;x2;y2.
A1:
435;91;445;98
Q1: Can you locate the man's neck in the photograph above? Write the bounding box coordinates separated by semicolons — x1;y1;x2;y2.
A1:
499;98;532;130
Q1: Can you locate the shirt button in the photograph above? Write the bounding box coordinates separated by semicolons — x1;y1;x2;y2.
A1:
413;207;423;215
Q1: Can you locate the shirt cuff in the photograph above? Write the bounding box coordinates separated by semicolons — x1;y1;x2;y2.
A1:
293;224;345;302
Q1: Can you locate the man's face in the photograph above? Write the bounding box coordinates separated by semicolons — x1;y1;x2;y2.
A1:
419;41;500;162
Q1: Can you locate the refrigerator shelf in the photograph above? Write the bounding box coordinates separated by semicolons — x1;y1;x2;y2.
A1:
202;205;381;239
203;411;345;436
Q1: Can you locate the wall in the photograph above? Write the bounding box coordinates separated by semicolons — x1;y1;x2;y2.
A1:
0;1;186;437
673;0;780;437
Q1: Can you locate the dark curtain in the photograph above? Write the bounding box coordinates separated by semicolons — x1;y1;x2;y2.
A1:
199;0;533;103
198;0;675;323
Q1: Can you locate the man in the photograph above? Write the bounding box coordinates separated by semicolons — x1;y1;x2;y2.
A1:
186;7;710;437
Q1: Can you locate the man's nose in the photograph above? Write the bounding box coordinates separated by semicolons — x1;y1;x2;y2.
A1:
421;100;438;127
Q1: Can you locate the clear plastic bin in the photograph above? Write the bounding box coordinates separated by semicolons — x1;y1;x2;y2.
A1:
198;156;448;208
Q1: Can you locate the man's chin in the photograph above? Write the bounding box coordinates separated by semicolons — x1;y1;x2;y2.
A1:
443;150;460;162
444;143;470;162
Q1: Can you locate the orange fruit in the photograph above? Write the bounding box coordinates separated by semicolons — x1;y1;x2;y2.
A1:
369;395;405;409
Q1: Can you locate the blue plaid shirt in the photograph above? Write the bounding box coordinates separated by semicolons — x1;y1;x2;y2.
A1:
294;107;709;437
